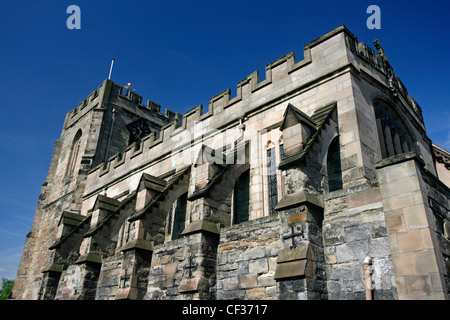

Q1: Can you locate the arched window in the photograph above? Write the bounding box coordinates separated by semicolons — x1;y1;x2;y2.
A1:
327;137;343;192
267;143;279;216
374;101;413;159
170;193;188;240
66;130;82;175
233;170;250;224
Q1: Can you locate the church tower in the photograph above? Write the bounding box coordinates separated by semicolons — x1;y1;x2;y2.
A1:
12;79;177;299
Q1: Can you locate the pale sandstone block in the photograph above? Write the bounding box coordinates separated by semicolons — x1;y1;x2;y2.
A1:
403;204;429;230
397;230;424;253
384;209;407;233
239;274;258;289
390;194;414;210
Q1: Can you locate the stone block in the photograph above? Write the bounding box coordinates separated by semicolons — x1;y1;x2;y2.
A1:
238;274;258;289
162;262;177;276
289;212;308;224
246;287;266;299
249;259;269;274
344;225;371;242
385;209;406;233
390;194;414;210
223;277;239;291
328;262;363;281
403;204;429;229
335;241;368;263
404;274;433;295
274;260;314;280
347;188;381;209
266;285;277;297
277;243;315;263
178;277;207;293
243;247;265;261
368;237;391;258
257;272;276;287
397;230;424;253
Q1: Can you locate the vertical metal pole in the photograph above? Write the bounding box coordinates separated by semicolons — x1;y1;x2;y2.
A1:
108;59;115;80
104;108;117;164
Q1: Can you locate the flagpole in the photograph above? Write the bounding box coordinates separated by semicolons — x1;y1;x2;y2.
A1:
108;59;115;80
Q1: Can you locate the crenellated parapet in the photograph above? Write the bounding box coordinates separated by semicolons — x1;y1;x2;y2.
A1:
345;34;424;126
82;25;427;200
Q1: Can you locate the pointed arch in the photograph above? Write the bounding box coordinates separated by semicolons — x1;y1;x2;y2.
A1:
233;170;250;224
373;100;415;159
66;129;82;175
326;136;343;192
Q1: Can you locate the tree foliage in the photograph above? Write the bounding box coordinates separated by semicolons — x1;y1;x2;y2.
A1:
0;278;14;300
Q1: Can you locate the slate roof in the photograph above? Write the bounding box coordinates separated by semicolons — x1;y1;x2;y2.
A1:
279;102;337;169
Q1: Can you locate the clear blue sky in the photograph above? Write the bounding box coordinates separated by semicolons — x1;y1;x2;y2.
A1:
0;0;449;280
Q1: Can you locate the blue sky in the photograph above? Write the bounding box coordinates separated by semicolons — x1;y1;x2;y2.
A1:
0;1;449;281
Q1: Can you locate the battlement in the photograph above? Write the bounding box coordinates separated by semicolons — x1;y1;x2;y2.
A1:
63;79;182;132
82;25;425;199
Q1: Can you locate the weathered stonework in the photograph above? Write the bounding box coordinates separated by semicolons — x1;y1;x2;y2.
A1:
12;25;449;300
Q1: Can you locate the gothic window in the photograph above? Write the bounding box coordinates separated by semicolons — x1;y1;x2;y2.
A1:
327;137;343;192
66;130;82;175
233;170;250;224
279;144;285;160
267;147;278;215
126;118;152;146
374;101;413;159
118;220;132;248
171;193;188;240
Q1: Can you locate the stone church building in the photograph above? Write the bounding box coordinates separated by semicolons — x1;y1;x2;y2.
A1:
12;26;450;300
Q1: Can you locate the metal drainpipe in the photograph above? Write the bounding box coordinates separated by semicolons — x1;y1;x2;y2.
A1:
364;256;373;300
104;107;117;164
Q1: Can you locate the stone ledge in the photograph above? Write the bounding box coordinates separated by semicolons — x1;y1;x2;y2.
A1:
275;191;323;211
375;152;423;169
277;243;316;263
75;252;102;265
115;287;138;300
178;277;207;293
274;243;316;280
180;219;220;237
41;263;64;273
121;239;154;252
94;195;120;212
60;211;84;227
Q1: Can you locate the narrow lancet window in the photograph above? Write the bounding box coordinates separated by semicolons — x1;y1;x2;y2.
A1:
267;148;278;215
233;170;250;224
171;193;187;240
66;130;82;175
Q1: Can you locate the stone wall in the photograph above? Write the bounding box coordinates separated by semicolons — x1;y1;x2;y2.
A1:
95;256;121;300
421;164;450;296
377;154;448;299
146;230;219;300
323;184;396;299
216;216;280;300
